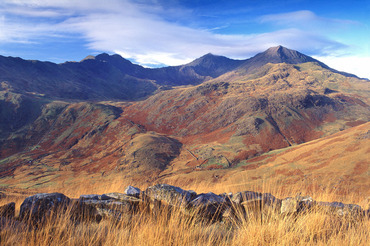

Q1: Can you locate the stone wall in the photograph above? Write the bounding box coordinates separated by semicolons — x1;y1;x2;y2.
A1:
1;184;369;225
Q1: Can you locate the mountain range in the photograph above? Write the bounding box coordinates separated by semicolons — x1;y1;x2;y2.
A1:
0;46;369;196
0;46;360;101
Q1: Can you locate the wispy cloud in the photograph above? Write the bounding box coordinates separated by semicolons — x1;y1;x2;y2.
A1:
260;10;358;27
0;0;367;79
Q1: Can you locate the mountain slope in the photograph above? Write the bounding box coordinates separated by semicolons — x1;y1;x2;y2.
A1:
161;122;370;197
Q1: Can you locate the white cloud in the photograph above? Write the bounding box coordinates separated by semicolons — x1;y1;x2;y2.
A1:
314;55;370;79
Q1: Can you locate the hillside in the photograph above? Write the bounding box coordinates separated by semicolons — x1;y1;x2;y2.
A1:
0;46;369;198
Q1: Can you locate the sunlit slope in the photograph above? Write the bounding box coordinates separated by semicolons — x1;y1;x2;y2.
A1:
124;62;369;167
160;122;370;197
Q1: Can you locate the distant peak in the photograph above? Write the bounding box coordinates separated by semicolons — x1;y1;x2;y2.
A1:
95;53;111;60
254;45;316;64
80;53;115;62
203;53;217;57
265;45;293;55
80;55;95;62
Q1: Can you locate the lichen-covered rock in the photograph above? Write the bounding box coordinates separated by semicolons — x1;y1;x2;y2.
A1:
281;195;314;214
189;192;227;220
281;197;299;214
0;202;15;218
317;201;363;217
231;191;261;204
145;184;196;207
232;191;281;214
75;193;142;222
124;186;141;198
101;192;130;200
79;194;102;200
19;193;71;222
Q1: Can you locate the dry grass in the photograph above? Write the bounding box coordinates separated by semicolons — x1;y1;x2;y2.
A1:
1;180;369;246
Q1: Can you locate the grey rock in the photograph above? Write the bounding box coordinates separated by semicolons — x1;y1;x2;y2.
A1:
101;192;127;200
145;184;195;207
76;195;142;222
232;191;281;212
124;186;141;198
188;190;197;197
19;193;71;222
0;202;15;218
281;197;299;214
281;195;314;214
317;201;363;217
231;191;261;204
79;194;102;200
189;192;227;220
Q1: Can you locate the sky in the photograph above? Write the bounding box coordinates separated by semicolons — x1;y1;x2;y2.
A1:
0;0;369;78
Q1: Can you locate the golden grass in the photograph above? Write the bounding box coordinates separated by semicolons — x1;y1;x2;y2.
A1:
1;179;369;246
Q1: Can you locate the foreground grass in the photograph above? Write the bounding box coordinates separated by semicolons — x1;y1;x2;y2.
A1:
1;185;369;246
1;202;369;246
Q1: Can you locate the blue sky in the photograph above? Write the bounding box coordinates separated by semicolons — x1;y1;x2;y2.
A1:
0;0;369;78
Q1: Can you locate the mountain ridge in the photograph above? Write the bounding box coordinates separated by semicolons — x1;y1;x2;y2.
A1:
0;46;364;101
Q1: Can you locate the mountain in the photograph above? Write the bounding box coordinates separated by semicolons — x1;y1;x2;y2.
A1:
0;46;368;196
150;53;244;85
0;46;361;101
0;54;157;101
123;61;369;157
236;45;320;73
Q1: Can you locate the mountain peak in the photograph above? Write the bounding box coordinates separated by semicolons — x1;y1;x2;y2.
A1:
184;53;244;78
80;55;95;62
260;45;316;64
236;46;320;73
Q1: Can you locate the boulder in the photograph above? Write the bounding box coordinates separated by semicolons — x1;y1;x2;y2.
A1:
19;193;71;223
317;201;363;217
232;191;281;214
0;202;15;218
281;197;299;214
124;186;141;198
189;192;227;220
79;194;102;200
145;184;196;207
231;191;260;204
75;193;142;222
281;195;314;215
